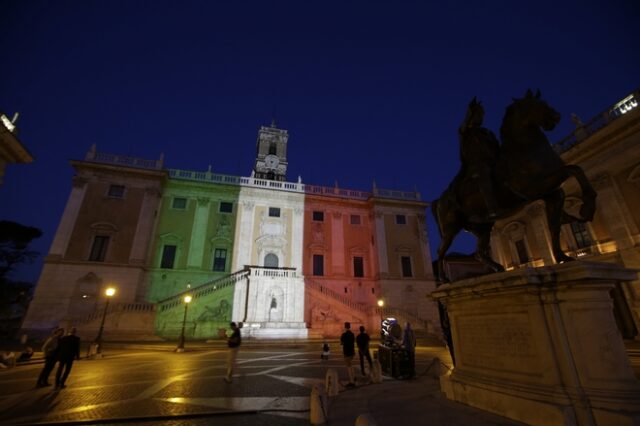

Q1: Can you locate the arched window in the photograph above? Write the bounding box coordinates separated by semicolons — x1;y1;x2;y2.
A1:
264;253;279;268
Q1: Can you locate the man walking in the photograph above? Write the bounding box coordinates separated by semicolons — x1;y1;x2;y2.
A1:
356;325;373;376
36;328;63;387
340;322;356;387
224;322;241;383
55;327;80;389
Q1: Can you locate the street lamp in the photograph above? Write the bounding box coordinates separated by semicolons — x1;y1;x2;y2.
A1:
176;294;192;353
94;287;116;354
377;299;385;325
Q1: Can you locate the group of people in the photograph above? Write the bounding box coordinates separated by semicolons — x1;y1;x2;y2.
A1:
220;320;417;386
36;327;81;389
338;321;416;387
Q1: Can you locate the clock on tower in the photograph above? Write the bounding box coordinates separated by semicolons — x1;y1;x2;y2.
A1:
253;121;289;181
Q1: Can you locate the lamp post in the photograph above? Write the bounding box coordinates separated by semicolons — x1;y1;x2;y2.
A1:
377;299;385;321
95;287;116;354
176;294;192;353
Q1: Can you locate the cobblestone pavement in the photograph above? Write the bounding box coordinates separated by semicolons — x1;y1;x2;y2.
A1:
0;343;521;425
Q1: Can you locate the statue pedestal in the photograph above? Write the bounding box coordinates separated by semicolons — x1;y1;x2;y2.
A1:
431;262;640;426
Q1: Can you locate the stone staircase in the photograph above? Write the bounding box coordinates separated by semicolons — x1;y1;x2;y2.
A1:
305;279;435;337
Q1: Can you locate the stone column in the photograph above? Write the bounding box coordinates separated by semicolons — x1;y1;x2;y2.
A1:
129;187;161;265
331;211;345;275
49;176;88;258
186;197;210;269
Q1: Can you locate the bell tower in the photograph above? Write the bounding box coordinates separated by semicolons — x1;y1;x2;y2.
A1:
253;120;289;181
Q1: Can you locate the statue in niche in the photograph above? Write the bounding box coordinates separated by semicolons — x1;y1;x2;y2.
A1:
432;90;597;282
268;294;283;322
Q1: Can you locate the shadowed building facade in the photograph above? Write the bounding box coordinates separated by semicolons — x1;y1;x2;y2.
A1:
22;123;440;340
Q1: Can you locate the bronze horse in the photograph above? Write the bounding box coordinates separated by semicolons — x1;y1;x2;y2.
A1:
432;90;597;281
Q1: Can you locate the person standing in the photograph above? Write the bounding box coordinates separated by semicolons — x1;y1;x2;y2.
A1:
55;327;80;389
340;322;356;387
402;322;417;378
224;322;241;383
36;328;63;387
356;325;373;376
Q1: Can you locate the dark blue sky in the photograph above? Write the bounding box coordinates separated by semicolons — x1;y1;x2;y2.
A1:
1;1;638;283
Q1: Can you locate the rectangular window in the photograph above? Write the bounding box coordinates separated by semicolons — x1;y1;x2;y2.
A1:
213;248;227;271
313;211;324;222
515;240;529;264
269;143;277;155
89;236;109;262
161;245;177;269
401;256;413;277
313;254;324;276
219;202;233;213
570;222;592;249
108;184;125;198
350;215;361;225
396;214;407;225
371;287;375;294
269;207;281;217
353;256;364;277
172;197;187;209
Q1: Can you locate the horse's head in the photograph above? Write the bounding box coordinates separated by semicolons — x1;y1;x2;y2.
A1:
512;89;561;131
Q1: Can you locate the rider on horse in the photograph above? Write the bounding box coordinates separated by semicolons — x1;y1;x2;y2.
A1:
459;97;500;220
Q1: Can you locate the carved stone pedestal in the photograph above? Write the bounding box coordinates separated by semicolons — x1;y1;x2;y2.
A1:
431;262;640;426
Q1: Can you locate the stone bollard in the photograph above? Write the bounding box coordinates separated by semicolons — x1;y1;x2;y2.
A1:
310;384;328;425
370;358;382;384
355;413;378;426
325;368;339;396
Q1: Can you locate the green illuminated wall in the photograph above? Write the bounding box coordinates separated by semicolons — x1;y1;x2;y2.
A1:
147;177;240;338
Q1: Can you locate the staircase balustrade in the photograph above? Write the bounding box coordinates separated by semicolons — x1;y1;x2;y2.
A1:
157;268;250;312
78;302;156;325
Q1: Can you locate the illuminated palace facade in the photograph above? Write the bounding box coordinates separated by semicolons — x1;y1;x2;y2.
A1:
22;123;439;339
489;89;640;340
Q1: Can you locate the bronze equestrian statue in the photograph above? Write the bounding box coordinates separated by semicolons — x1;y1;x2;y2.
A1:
432;89;597;282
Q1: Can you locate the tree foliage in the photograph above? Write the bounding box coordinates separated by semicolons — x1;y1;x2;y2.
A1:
0;220;42;281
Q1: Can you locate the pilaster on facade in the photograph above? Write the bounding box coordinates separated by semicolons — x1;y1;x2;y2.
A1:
592;173;635;250
186;197;211;268
331;211;345;275
129;187;162;266
373;210;389;276
49;176;88;258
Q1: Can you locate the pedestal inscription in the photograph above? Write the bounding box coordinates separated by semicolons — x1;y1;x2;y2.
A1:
456;313;539;373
